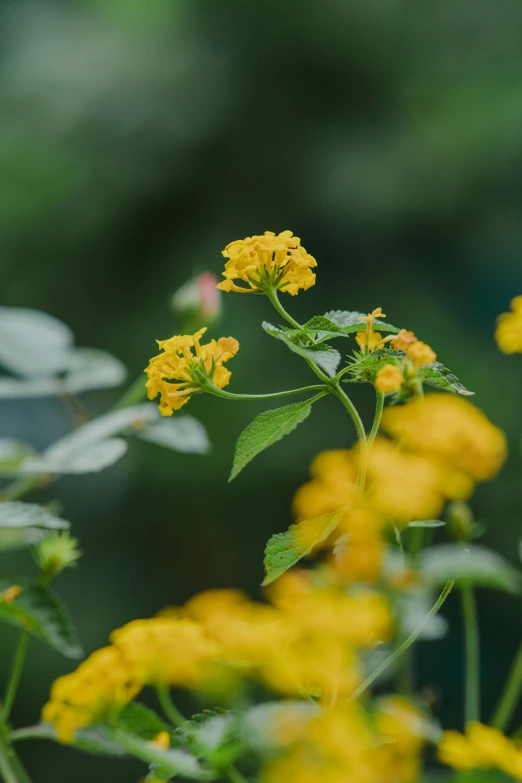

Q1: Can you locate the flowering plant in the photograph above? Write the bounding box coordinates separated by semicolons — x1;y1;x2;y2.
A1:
0;235;521;783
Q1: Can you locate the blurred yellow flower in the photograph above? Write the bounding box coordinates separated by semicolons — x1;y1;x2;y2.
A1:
218;230;316;295
382;394;507;482
356;330;383;351
390;329;418;350
0;584;22;604
110;617;217;687
406;340;436;368
439;722;522;780
495;295;522;353
375;363;403;394
42;647;140;743
145;327;239;415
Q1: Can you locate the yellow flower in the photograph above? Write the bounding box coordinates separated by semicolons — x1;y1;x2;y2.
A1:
217;231;317;295
495;295;522;353
110;617;217;687
390;329;418;351
42;647;140;743
145;327;239;416
382;394;507;482
375;364;403;394
0;584;22;604
149;731;170;749
438;723;522;780
292;450;357;522
356;330;383;351
406;340;436;368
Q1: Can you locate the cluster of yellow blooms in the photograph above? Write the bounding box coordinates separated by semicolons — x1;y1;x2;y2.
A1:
145;327;239;415
496;295;522;353
354;310;437;396
294;394;506;581
217;230;317;296
439;722;522;779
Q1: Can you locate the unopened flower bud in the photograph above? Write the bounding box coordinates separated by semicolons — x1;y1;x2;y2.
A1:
172;272;221;326
33;531;81;583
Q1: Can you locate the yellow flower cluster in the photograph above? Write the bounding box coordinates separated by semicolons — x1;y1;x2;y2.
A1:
263;697;429;783
145;327;239;415
495;295;522;353
42;647;140;743
293;394;506;579
217;231;317;295
438;722;522;780
43;572;393;743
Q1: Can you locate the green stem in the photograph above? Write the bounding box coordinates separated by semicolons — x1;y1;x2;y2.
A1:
330;382;368;489
155;686;186;729
348;580;454;702
112;374;147;410
205;384;327;402
265;288;303;331
0;702;31;783
3;633;29;721
368;389;384;446
492;645;522;731
461;584;480;725
110;728;214;781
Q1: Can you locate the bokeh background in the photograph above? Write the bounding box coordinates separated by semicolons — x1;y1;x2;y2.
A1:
1;0;522;780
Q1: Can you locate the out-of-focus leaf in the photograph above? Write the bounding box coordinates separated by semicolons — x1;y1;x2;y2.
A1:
398;590;449;640
13;723;127;758
407;520;446;528
0;306;73;377
0;577;83;658
117;703;172;742
63;348;127;393
0;348;126;398
0;439;36;470
263;511;342;585
420;544;522;594
230;399;315;481
241;702;316;751
20;405;157;475
262;322;341;376
0;502;70;552
138;415;210;454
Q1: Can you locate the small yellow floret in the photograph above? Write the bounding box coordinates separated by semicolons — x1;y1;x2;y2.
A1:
218;231;316;296
391;329;418;350
150;730;170;749
495;295;522;353
406;341;436;368
375;363;403;394
438;722;522;780
0;584;22;604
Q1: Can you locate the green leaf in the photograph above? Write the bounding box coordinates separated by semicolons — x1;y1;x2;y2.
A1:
407;520;446;528
230;399;315;481
138;415;210;454
0;502;70;552
262;322;341;377
324;310;400;334
342;348;404;385
0;306;73;377
241;702;317;751
0;348;127;398
422;362;474;396
117;703;172;742
0;577;83;658
0;439;36;470
13;723;127;758
18;405;158;475
262;510;342;585
420;544;522;594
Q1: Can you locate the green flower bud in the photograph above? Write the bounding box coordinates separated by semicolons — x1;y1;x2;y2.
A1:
33;531;81;583
445;501;475;542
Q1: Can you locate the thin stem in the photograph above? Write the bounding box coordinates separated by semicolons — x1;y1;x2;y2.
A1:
224;766;248;783
205;384;327;402
461;584;480;725
368;389;384;446
348;580;454;702
330;382;368;489
0;701;31;783
265;288;303;331
155;686;186;728
3;633;29;721
492;642;522;731
112;374;147;410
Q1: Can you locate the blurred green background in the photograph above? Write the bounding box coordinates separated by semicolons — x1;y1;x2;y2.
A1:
1;0;522;779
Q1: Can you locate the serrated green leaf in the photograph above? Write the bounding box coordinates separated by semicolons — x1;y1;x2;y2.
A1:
262;322;341;376
422;362;473;396
262;510;342;585
324;310;400;334
0;306;73;377
117;703;172;742
420;544;522;594
0;577;83;658
0;502;70;552
230;399;315;481
138;415;210;455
